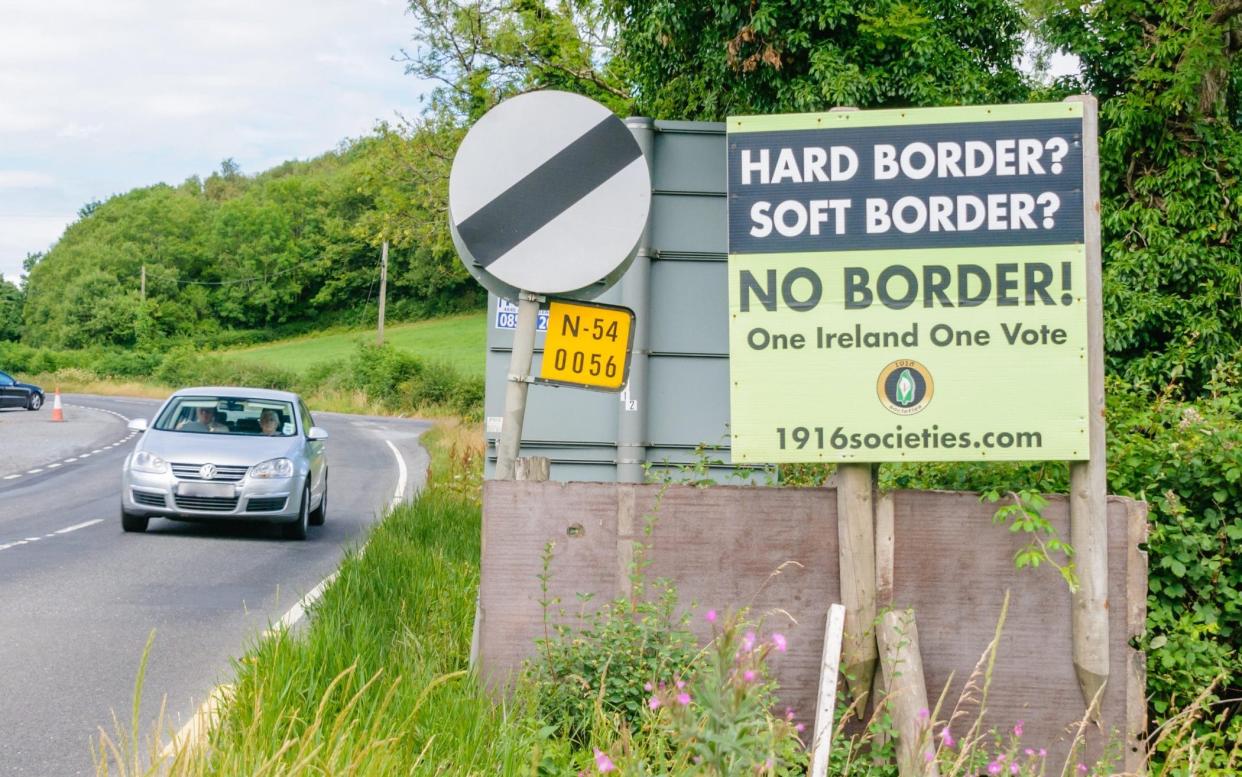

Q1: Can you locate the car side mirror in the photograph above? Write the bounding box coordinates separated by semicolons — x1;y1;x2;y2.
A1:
127;418;148;432
307;426;329;441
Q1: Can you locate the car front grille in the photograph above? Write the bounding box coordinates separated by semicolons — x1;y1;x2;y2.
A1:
247;496;287;512
173;495;239;512
170;463;249;482
132;490;166;507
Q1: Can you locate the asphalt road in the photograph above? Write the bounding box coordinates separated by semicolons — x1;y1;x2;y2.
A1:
0;394;430;776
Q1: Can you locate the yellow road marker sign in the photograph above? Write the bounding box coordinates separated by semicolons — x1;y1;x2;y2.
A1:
538;299;634;391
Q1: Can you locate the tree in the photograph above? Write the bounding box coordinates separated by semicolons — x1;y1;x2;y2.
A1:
608;0;1032;119
0;277;22;341
1039;0;1242;394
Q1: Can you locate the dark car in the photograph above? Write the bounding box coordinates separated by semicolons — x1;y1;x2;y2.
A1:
0;370;44;410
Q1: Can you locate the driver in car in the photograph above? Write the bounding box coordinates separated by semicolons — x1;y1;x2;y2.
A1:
179;406;226;433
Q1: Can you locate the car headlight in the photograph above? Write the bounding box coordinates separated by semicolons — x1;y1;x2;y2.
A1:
131;450;168;474
249;458;294;479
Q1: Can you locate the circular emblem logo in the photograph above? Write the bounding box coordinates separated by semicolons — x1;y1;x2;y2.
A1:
199;463;217;480
876;359;934;415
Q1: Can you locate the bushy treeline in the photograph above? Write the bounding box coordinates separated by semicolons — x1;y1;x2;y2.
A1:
14;126;481;350
0;339;482;418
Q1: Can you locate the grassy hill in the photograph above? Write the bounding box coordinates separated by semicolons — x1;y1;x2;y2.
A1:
218;312;488;379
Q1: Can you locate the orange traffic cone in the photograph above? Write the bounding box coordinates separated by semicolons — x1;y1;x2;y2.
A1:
50;387;64;422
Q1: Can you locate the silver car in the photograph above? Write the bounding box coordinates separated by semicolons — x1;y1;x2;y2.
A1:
121;387;328;539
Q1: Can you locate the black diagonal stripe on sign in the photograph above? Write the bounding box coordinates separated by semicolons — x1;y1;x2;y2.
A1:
456;115;642;267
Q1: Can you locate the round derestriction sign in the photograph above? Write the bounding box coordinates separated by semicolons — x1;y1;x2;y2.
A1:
449;90;651;298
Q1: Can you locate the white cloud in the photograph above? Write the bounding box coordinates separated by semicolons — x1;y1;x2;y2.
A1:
0;171;57;189
0;0;430;281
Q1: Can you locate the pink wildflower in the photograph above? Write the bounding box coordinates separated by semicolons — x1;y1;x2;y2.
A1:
1013;719;1024;737
771;633;787;652
742;631;757;651
795;722;805;733
743;669;756;682
643;682;653;692
1010;764;1019;775
593;749;616;773
675;679;686;690
1039;749;1047;758
676;692;691;706
648;696;661;711
939;727;956;748
917;707;930;721
1025;748;1035;756
987;761;1002;775
705;609;718;623
1077;765;1088;775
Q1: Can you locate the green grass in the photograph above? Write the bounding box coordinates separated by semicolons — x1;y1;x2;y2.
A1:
217;312;488;379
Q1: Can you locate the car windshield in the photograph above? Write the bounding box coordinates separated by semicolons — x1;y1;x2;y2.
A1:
154;396;298;437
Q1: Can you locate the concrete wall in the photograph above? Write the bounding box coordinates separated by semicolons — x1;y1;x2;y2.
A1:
478;482;1146;771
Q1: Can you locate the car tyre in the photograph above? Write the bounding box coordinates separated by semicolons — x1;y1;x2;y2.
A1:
309;473;326;526
282;482;310;540
26;394;43;411
121;508;149;533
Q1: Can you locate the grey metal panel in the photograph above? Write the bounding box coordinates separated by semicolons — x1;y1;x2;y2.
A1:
650;194;727;256
650;127;725;194
485;350;619;443
484;459;618;483
646;356;732;448
649;260;729;355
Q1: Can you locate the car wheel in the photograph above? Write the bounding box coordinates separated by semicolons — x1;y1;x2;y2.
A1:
121;507;148;533
282;482;310;540
309;473;326;526
26;394;43;411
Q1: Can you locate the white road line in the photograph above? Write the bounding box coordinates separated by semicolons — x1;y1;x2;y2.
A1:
63;457;77;463
47;463;61;469
55;519;104;534
26;469;42;474
384;439;408;507
165;572;339;758
3;474;19;480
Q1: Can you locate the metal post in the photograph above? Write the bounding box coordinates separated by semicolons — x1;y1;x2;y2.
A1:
494;290;541;480
377;241;388;347
1066;94;1109;710
617;117;655;483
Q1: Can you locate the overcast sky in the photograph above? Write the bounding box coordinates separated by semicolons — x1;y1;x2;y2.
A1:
0;0;429;283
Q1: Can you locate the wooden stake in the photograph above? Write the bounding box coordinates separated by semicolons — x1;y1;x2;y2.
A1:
809;604;847;777
1066;94;1109;710
837;463;877;713
877;609;938;777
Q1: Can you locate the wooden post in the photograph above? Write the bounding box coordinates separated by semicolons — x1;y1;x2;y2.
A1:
837;463;877;713
809;604;847;777
377;240;388;347
140;264;146;301
877;609;938;777
1066;94;1109;710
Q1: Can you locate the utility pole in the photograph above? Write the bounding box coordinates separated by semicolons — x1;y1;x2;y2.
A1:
140;264;146;301
377;241;388;347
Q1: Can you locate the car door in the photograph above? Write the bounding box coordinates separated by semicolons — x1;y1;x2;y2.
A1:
0;372;19;408
300;400;326;501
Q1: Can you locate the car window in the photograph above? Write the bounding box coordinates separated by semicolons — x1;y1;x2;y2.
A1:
0;372;13;386
299;400;314;435
153;396;298;436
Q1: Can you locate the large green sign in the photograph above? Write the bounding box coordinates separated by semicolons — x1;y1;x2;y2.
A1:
727;103;1091;463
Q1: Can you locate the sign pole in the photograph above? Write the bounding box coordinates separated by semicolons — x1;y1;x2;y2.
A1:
1066;94;1109;710
494;290;541;480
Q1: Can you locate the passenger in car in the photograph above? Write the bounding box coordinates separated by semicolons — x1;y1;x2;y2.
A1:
259;408;281;436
